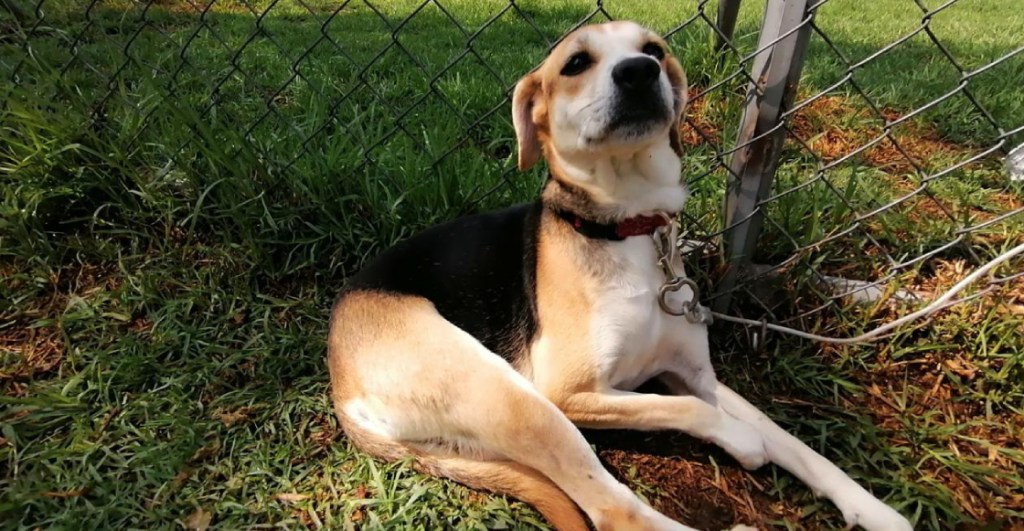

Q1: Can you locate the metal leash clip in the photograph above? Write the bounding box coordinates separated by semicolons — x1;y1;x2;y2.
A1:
652;218;713;325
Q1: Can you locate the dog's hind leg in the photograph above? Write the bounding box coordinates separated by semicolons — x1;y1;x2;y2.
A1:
329;293;692;531
711;383;912;531
658;368;911;531
338;418;586;531
660;322;911;531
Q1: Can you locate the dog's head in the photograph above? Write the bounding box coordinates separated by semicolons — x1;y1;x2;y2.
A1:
512;21;687;171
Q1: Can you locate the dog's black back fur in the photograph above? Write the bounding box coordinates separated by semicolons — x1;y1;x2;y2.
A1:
343;202;543;362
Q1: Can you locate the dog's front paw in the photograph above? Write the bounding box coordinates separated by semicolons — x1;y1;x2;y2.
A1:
727;525;758;531
833;489;913;531
711;416;768;470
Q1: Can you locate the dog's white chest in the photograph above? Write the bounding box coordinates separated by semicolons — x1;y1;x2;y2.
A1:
589;237;695;389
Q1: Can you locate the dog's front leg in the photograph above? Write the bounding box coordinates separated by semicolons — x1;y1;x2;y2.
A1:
556;390;769;470
709;383;913;531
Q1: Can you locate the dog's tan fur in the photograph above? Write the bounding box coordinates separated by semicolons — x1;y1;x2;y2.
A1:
528;211;598;395
328;21;913;531
329;290;648;530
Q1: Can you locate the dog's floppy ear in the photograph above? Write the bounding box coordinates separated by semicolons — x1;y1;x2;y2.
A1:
512;73;543;171
664;55;688;157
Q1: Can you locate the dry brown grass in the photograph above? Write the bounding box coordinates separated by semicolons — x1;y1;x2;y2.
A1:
787;95;980;176
679;88;723;148
1;261;120;395
822;258;1024;525
0;326;63;396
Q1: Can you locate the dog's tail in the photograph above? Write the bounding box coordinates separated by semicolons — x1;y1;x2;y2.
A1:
340;415;588;531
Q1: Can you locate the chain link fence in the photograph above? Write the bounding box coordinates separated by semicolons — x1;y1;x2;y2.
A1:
2;0;1022;339
707;0;1024;341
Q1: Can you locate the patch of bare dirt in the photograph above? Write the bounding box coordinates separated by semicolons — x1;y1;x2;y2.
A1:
590;430;795;529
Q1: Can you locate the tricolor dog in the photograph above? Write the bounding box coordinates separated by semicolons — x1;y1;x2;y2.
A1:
328;21;913;531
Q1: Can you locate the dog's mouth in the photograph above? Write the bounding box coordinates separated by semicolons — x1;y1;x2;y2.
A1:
599;94;672;142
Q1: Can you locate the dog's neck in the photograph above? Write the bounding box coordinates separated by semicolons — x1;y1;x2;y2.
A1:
541;140;687;224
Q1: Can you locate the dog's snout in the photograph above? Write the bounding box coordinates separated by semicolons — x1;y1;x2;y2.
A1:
612;57;660;91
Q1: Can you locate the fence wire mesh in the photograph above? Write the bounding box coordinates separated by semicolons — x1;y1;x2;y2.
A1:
2;0;1022;340
706;0;1024;340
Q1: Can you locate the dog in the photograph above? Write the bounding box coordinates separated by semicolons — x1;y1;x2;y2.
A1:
327;21;913;531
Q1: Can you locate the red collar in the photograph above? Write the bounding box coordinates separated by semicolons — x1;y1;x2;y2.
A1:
556;210;672;240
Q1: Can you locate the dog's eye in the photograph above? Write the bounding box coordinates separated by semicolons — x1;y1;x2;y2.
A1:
642;42;665;60
560;52;593;77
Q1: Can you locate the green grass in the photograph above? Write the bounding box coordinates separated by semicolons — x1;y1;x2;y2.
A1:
2;0;1023;529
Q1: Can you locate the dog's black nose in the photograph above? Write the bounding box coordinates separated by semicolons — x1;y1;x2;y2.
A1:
612;57;660;91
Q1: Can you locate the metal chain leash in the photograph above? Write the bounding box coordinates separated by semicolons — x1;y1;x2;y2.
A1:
653;208;1023;345
653;215;714;325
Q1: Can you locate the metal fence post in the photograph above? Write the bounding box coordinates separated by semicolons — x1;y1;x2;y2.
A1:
714;0;814;313
715;0;743;51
